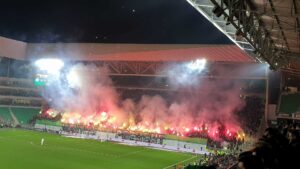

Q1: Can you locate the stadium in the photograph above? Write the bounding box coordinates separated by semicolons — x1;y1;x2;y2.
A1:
0;1;299;169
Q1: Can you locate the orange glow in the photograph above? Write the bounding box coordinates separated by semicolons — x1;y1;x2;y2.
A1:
60;111;242;140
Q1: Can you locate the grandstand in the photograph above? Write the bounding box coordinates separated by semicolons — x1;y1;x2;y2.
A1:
0;36;268;126
0;107;13;124
0;106;40;126
0;2;299;167
0;57;42;126
272;68;300;121
0;36;269;143
0;0;299;168
279;93;300;115
0;57;42;125
10;107;40;125
0;41;269;167
0;77;42;107
277;76;300;120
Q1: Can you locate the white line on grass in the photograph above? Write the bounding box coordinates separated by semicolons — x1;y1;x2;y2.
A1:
162;155;198;169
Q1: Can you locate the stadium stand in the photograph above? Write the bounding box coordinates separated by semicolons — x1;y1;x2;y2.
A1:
279;93;300;115
0;73;43;108
0;107;13;123
237;97;265;135
10;107;40;125
185;120;300;169
0;57;9;77
0;77;35;88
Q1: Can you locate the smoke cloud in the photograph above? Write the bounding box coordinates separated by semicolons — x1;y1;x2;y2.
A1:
44;62;246;137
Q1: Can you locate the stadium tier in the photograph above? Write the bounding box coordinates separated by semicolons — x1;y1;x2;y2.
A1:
0;107;13;123
10;107;40;124
279;93;300;115
0;76;43;107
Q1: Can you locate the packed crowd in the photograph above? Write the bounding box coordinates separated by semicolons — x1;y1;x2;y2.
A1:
235;121;299;169
205;154;237;169
117;132;163;144
237;97;264;136
184;120;300;169
179;153;238;169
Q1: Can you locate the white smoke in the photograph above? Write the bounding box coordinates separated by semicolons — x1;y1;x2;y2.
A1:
44;62;247;134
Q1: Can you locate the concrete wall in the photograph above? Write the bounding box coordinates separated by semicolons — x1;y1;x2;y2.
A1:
163;139;206;152
0;37;27;60
34;124;62;131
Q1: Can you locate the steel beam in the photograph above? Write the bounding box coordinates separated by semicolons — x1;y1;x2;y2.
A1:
186;0;291;69
293;0;300;50
268;0;289;50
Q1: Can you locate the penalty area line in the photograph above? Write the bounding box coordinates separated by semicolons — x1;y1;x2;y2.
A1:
162;155;198;169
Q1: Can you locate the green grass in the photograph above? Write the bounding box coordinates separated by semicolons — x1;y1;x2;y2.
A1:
0;129;197;169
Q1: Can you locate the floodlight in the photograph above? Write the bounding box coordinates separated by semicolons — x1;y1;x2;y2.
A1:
186;59;207;72
35;58;64;74
66;68;80;88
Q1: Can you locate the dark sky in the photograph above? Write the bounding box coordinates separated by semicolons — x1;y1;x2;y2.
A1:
0;0;231;44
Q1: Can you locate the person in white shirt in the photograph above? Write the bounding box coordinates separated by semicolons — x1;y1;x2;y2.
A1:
41;138;45;146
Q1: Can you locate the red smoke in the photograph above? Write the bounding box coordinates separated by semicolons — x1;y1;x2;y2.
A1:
47;63;246;140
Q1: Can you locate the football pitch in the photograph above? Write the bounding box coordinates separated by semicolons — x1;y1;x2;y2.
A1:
0;129;198;169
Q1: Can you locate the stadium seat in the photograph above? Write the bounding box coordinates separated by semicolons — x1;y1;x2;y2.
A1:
0;107;13;123
11;107;40;124
279;93;300;114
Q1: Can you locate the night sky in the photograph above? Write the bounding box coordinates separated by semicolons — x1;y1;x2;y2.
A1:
0;0;231;44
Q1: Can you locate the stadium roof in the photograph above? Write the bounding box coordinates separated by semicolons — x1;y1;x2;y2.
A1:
0;36;254;62
251;0;300;76
251;0;300;54
186;0;300;74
